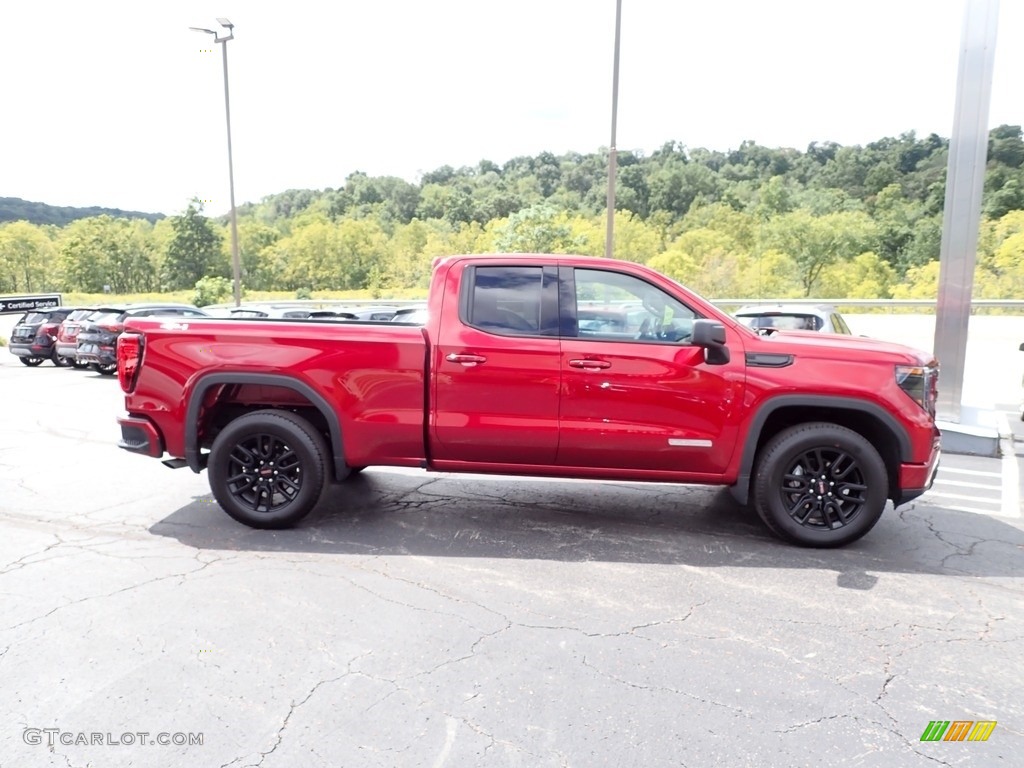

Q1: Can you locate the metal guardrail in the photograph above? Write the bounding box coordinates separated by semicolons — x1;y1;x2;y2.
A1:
710;298;1024;309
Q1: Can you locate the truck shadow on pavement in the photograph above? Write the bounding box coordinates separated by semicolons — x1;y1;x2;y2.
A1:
149;468;1024;587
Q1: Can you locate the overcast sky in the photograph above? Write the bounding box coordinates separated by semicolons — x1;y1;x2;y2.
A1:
0;0;1020;216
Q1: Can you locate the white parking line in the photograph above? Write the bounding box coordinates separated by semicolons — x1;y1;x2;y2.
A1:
924;491;1000;505
932;478;1000;489
939;467;1001;478
920;430;1022;518
938;504;1017;516
1000;436;1020;518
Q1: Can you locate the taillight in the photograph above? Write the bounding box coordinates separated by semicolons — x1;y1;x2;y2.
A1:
37;322;60;340
896;364;938;418
117;333;144;392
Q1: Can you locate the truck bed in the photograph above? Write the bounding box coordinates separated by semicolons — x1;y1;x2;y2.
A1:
123;316;430;468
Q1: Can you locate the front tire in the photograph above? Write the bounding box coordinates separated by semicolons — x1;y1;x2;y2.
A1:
752;423;888;548
208;410;329;529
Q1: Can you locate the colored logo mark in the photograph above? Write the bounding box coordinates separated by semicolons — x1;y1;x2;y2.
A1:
920;720;997;742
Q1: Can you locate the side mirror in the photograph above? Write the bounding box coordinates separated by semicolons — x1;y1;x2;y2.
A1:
1019;342;1024;352
692;319;730;365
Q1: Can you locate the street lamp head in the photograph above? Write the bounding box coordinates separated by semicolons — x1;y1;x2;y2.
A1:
216;17;234;28
189;26;216;34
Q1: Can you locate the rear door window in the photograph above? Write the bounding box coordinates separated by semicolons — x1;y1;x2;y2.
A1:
464;266;548;335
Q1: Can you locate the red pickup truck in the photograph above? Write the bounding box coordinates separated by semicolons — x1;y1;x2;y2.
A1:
116;254;940;547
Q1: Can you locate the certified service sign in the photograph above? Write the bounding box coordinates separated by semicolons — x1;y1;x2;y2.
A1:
0;294;62;314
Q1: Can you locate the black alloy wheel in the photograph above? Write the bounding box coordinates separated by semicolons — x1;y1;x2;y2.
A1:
752;423;888;548
208;410;328;529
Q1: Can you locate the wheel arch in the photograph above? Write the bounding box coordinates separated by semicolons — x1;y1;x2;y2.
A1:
184;373;348;482
729;395;910;505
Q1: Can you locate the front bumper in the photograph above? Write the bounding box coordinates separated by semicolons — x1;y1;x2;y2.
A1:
117;415;165;458
894;431;942;506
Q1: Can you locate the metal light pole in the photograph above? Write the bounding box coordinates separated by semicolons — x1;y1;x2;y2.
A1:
933;0;1000;422
604;0;623;260
190;18;242;307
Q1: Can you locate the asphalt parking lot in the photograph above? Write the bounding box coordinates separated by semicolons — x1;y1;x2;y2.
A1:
1;319;1022;767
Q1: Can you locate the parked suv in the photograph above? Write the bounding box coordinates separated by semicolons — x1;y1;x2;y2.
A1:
733;304;853;334
76;304;210;374
8;307;76;366
54;307;97;368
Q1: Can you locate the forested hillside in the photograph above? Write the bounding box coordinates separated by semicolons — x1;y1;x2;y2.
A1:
3;126;1024;301
0;197;163;227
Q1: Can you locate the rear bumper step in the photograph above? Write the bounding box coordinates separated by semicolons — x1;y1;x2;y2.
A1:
117;416;165;459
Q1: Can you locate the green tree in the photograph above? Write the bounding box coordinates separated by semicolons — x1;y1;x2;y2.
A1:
649;228;745;298
816;251;897;298
761;209;878;295
59;217;122;292
192;276;233;307
490;204;586;254
237;218;282;291
736;250;803;298
273;215;388;290
161;200;226;290
0;221;53;292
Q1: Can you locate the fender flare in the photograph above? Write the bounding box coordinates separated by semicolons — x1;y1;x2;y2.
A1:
184;372;348;481
729;395;912;505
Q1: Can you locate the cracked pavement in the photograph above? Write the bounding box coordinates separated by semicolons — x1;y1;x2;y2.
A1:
0;323;1022;767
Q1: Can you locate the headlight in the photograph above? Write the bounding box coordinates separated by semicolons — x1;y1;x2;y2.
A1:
896;364;938;418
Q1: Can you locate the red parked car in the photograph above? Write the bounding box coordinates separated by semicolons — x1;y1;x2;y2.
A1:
8;307;76;366
54;307;97;368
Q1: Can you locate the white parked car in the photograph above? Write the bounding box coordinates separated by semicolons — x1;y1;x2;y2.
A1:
733;304;853;335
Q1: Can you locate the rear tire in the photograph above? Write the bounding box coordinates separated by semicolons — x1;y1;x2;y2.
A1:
52;350;71;367
208;410;329;529
752;423;888;548
91;363;116;375
19;357;44;367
